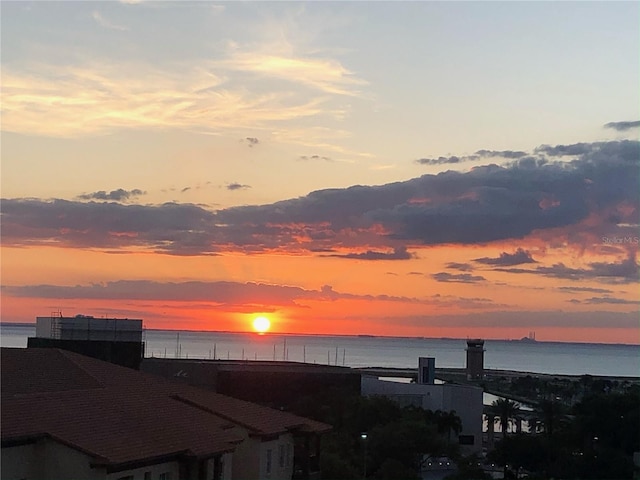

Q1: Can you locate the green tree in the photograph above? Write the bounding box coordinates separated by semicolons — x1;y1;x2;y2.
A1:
368;420;444;473
571;391;640;455
488;434;547;477
444;454;491;480
373;458;419;480
320;450;359;480
306;393;455;478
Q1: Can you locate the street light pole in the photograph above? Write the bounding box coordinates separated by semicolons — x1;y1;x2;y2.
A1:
360;433;368;478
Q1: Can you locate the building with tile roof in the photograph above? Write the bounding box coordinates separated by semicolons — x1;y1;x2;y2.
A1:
1;348;330;480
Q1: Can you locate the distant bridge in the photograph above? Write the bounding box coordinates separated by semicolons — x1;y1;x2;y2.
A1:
358;366;639;381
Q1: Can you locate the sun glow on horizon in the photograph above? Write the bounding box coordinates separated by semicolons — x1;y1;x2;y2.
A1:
252;316;271;333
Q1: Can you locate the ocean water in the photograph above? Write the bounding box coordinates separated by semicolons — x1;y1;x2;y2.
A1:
2;323;638;377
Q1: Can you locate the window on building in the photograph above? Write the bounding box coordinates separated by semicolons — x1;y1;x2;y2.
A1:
266;449;272;475
159;473;173;480
116;476;134;480
144;473;152;480
279;444;286;468
286;444;292;467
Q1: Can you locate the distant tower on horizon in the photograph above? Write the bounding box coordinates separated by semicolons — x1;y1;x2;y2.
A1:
466;339;485;380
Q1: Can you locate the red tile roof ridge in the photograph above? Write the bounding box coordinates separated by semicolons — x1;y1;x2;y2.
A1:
46;432;113;465
2;390;242;465
56;348;107;385
173;388;332;435
171;393;271;435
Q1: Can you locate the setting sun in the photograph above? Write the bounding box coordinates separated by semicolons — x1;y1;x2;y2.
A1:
252;316;271;333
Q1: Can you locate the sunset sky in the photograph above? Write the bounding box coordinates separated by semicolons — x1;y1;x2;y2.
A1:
1;1;639;344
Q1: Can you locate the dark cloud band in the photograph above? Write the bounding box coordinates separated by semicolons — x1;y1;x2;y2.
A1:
77;188;145;202
2;140;638;256
604;120;640;131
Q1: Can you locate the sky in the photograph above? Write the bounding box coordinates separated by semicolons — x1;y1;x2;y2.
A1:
1;1;639;344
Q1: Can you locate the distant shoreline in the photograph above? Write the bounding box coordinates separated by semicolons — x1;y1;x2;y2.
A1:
2;322;638;348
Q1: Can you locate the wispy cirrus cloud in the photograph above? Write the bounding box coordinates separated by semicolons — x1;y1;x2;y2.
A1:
91;11;129;31
220;49;367;97
0;58;345;138
2;10;368;139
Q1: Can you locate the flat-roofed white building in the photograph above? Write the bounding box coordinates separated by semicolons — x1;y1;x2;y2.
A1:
30;314;144;369
35;314;142;342
361;358;483;453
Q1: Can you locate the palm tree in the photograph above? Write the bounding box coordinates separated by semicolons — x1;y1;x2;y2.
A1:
435;410;462;444
533;399;567;438
491;398;520;479
491;398;520;439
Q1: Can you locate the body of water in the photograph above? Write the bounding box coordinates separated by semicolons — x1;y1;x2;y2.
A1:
2;323;638;377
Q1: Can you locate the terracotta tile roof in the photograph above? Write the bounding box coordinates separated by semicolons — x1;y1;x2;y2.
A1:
2;392;239;464
2;348;331;435
1;348;330;468
1;347;103;396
